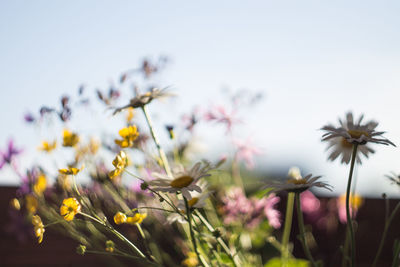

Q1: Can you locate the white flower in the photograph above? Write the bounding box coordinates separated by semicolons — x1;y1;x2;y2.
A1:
167;181;211;224
148;161;213;199
265;168;332;193
321;112;395;164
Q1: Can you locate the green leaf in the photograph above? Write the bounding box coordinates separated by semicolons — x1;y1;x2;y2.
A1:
264;257;310;267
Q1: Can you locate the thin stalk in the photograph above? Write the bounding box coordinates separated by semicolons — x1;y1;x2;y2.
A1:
282;192;295;262
295;192;317;267
372;201;400;267
141;105;172;177
194;210;239;267
184;197;205;267
345;144;358;267
79;212;147;260
341;228;350;267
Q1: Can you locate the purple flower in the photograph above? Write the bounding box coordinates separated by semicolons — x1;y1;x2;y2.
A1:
23;113;35;123
0;139;23;170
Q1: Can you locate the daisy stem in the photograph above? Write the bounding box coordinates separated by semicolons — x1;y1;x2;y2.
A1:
372;201;400;267
295;192;317;267
184;197;206;267
281;192;295;263
345;144;358;267
141;105;172;178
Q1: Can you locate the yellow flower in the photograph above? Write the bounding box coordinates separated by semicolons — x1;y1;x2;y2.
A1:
182;252;199;267
126;107;135;123
113;212;127;225
10;198;21;210
38;140;57;153
339;194;363;210
89;137;100;154
33;174;47;195
63;129;79;147
59;165;84;175
25;194;38;214
126;213;147;225
105;240;115;253
60;198;81;221
32;215;45;244
114;125;139;148
109;151;127;179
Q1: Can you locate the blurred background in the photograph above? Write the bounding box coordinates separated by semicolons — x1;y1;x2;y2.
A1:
1;0;400;197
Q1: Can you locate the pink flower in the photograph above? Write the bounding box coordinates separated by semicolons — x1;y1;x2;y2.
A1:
233;137;263;169
203;105;241;132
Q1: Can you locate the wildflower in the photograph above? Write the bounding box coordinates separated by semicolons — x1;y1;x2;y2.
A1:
33;174;47;195
232;137;263;169
265;168;332;193
38;140;57;153
148;161;213;199
114;125;139;148
177;181;210;210
113;88;173;114
0;139;23;170
109;150;127;179
165;125;175;139
321;112;395;164
25;194;38;214
182;252;199;267
10;198;21;210
59;165;84;175
105;240;115;253
203;104;241;132
126;213;147;225
32;215;45;244
114;212;127;225
76;244;86;255
337;194;363;223
126;107;135;123
62;129;79;147
60;198;81;221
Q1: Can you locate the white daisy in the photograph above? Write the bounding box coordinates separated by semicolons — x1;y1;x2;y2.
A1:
148;161;213;199
265;170;332;193
321;112;395;164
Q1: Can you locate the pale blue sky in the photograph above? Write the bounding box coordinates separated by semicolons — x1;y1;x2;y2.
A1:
1;1;400;197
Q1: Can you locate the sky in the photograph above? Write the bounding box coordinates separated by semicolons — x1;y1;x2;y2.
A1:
1;1;400;197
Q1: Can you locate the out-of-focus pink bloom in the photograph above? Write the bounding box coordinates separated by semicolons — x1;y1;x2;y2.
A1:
23;113;35;123
301;191;321;214
0;139;23;170
233;137;263;169
182;107;201;132
221;187;281;229
203;105;241;132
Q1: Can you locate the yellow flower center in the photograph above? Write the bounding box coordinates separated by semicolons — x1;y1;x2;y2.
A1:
188;197;199;207
170;175;194;188
347;130;370;139
287;178;307;185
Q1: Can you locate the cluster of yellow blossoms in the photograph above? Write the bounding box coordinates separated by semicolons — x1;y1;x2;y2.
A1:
114;125;139;148
60;198;81;221
109;150;128;179
113;211;147;225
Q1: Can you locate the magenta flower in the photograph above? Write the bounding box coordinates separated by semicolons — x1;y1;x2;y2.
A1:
0;139;23;170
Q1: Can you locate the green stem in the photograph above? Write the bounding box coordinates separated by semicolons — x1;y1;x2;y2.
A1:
184;197;205;267
345;144;358;267
79;212;147;260
141;105;172;177
295;192;317;267
372;201;400;267
194;211;239;267
282;192;295;263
